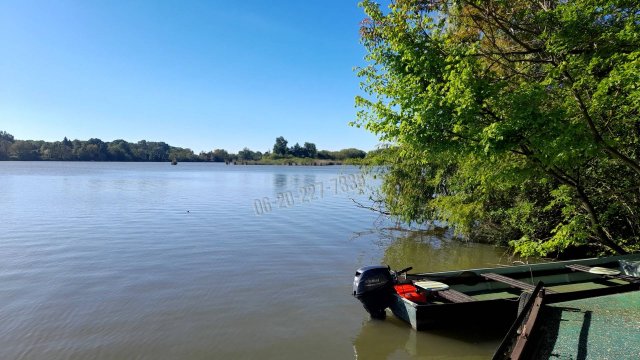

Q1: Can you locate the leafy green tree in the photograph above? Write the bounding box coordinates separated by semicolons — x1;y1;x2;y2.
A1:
290;142;304;157
303;142;317;158
273;136;288;156
107;139;133;161
149;142;170;161
0;131;14;143
238;147;261;161
131;140;150;161
0;131;14;160
355;0;640;255
45;142;72;160
317;150;333;160
335;148;367;160
168;147;197;162
0;133;205;162
62;136;72;147
211;149;230;162
10;140;40;160
76;138;108;161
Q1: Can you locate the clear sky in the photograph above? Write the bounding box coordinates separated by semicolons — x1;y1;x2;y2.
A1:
0;0;381;153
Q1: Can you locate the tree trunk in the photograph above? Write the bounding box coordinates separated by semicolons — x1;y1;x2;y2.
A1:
575;187;627;255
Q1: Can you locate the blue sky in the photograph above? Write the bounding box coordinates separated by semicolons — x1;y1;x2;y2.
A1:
0;0;380;153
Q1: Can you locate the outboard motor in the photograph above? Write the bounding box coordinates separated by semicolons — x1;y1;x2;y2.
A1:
352;265;396;319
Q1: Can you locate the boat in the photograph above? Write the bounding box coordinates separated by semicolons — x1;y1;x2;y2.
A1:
171;159;178;165
352;254;640;330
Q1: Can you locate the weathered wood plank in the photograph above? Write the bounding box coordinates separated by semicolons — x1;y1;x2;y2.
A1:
566;264;640;283
482;273;557;294
436;289;476;303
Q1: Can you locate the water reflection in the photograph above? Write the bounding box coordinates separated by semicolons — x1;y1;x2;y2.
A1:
352;318;421;359
304;173;316;184
272;172;318;192
379;228;521;273
353;315;505;359
273;173;287;189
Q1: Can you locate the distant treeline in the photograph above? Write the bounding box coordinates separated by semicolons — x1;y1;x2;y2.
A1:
0;131;368;163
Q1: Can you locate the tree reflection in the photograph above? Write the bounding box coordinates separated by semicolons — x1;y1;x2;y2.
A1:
380;229;523;273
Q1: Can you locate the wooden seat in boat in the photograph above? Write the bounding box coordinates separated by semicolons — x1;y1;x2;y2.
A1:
482;273;557;294
413;280;476;303
436;289;477;303
565;264;640;283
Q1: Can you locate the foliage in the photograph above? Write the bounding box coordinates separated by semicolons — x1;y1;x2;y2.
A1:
318;148;367;160
287;142;318;158
267;137;364;160
238;147;262;161
209;149;232;162
0;132;200;162
273;136;289;156
0;131;369;164
290;142;304;157
0;131;14;143
355;0;640;256
304;142;318;158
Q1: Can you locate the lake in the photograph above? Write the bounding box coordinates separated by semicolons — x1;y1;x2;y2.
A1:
0;162;520;359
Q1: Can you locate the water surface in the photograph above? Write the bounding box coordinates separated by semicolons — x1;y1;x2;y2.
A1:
0;162;520;359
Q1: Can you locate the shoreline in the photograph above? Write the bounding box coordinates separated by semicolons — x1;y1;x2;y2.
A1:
0;158;361;166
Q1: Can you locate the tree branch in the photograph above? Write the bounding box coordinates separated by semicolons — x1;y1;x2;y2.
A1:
351;198;391;216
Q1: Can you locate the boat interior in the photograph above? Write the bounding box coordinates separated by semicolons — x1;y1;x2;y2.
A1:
399;257;640;305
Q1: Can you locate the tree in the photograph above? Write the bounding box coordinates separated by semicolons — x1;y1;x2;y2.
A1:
10;140;40;160
211;149;230;162
335;148;366;160
62;136;72;147
290;142;304;157
303;142;318;158
0;134;203;162
149;142;170;161
0;131;14;143
273;136;288;156
238;147;259;161
168;147;197;162
79;138;108;161
355;0;640;256
317;150;333;160
0;131;14;160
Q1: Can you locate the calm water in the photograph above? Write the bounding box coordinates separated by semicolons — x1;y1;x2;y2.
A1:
0;162;521;359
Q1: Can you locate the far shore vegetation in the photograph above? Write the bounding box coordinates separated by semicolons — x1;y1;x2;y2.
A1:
0;131;369;165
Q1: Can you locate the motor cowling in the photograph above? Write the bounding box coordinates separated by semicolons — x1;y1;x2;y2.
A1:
353;265;396;319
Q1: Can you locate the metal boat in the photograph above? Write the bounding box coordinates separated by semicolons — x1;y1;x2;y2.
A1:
353;254;640;330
